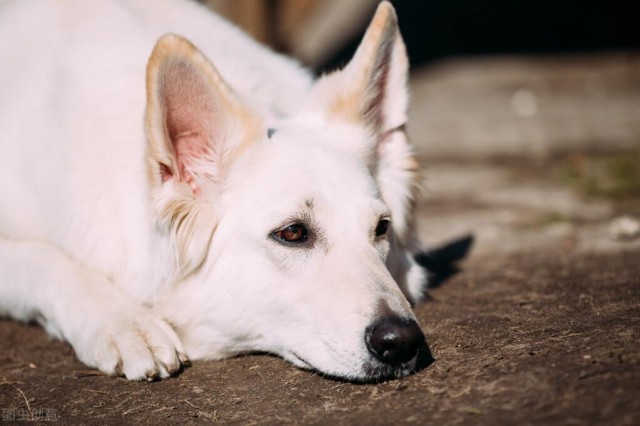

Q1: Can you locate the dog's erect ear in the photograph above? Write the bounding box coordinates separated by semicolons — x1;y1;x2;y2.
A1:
146;34;260;193
145;34;262;277
317;2;420;238
317;1;408;136
312;2;425;294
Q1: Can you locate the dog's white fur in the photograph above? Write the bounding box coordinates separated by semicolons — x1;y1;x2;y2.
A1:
0;0;427;381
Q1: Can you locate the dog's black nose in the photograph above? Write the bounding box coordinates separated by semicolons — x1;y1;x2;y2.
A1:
365;317;425;365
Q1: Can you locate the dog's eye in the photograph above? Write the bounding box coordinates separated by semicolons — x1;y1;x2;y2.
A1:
375;219;390;238
274;224;308;244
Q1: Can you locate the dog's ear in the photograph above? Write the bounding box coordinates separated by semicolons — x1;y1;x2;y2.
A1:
313;2;425;295
316;1;408;137
316;2;419;239
145;34;262;277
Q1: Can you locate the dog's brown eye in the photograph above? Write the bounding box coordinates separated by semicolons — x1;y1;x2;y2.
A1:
274;224;308;243
375;219;390;238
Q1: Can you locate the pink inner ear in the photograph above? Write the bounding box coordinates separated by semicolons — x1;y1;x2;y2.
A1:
172;132;210;194
362;38;394;133
363;58;389;132
159;60;217;193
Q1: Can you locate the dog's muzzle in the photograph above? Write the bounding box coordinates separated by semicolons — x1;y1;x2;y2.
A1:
364;316;426;366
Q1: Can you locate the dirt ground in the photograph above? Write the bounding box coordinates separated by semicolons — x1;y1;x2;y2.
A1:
1;251;639;425
1;53;639;424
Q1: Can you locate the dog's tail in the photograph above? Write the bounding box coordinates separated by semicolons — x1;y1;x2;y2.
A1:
415;235;474;289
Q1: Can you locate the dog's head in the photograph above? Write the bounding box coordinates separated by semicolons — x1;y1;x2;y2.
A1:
146;2;431;381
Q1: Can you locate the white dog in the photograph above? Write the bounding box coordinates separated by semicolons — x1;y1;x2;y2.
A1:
0;0;432;382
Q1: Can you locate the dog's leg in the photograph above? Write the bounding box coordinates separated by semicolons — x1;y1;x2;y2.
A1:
0;238;188;380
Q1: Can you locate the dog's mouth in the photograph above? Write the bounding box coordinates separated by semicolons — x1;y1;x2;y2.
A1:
287;351;315;370
286;342;434;383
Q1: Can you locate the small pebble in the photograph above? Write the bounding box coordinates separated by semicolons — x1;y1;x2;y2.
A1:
609;216;640;241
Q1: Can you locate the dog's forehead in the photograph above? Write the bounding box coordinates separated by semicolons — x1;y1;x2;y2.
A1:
267;120;374;159
262;124;374;191
229;123;385;216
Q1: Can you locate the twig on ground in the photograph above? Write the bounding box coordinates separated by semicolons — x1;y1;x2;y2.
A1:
0;378;31;411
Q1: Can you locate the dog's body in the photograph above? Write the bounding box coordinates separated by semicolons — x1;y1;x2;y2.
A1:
0;0;430;381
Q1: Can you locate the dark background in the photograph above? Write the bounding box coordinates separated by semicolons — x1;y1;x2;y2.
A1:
322;0;640;71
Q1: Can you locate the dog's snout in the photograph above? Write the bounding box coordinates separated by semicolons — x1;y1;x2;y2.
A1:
365;317;425;366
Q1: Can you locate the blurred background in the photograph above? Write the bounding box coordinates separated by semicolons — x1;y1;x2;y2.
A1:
203;0;640;256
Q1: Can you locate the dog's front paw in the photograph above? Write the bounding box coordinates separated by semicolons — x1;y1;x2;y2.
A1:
86;310;189;381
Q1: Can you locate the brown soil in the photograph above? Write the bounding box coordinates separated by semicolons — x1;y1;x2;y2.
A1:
1;250;638;425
